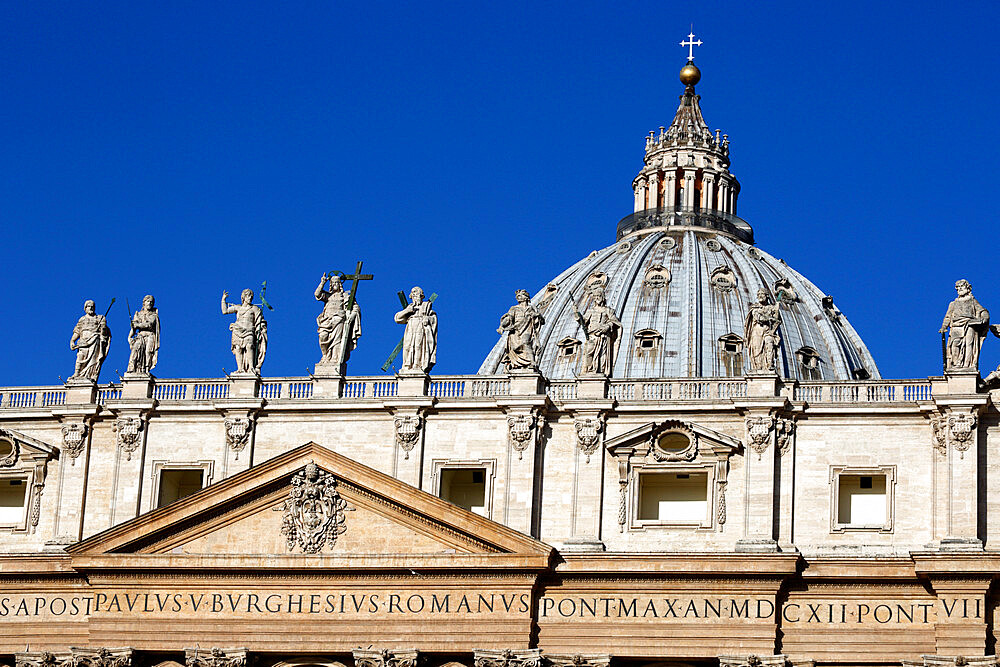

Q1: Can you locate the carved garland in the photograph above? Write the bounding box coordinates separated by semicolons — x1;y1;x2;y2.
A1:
575;417;604;463
931;414;948;455
60;423;88;463
224;417;254;459
507;414;537;460
113;417;144;461
744;416;775;459
276;460;354;553
948;413;977;458
394;415;423;460
718;479;728;526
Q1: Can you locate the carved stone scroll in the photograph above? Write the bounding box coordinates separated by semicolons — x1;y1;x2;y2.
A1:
775;417;795;457
60;423;88;464
575;416;604;463
17;648;133;667
184;648;248;667
474;650;542;667
352;649;419;667
948;413;977;458
275;460;353;553
507;412;544;460
113;417;144;461
744;415;775;459
544;656;611;667
719;656;790;667
224;416;254;459
394;414;424;460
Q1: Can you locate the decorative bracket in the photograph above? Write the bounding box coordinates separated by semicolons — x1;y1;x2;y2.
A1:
574;414;606;463
744;415;775;459
506;409;546;461
223;412;257;460
60;422;89;464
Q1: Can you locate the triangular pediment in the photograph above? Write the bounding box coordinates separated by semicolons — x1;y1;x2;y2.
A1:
606;419;741;460
68;443;552;567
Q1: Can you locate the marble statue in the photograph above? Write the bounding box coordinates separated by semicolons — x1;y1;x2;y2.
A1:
575;288;621;376
314;274;362;372
69;300;112;381
497;289;544;371
126;295;160;375
394;286;437;374
221;289;267;374
745;288;782;373
940;279;990;371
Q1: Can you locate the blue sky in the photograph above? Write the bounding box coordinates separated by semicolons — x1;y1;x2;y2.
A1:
1;2;998;384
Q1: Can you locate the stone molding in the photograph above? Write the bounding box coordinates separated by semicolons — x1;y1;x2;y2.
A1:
474;650;542;667
352;649;419;667
184;648;249;667
16;648;133;667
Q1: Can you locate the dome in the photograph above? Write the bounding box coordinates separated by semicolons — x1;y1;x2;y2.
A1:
478;219;879;381
480;55;879;382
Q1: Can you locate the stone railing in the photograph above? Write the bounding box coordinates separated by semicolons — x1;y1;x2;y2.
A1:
0;376;942;409
792;381;933;403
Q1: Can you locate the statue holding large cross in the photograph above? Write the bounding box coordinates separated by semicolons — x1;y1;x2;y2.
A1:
314;261;372;375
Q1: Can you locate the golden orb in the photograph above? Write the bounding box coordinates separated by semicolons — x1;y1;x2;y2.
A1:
679;61;701;86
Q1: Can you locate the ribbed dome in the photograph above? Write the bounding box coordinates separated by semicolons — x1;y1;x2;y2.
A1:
479;225;880;381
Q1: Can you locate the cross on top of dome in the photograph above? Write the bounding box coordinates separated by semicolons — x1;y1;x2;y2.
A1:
680;30;702;61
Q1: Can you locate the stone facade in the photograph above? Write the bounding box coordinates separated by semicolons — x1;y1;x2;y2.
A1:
3;45;1000;667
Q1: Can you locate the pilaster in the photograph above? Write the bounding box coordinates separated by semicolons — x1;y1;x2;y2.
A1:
498;395;547;534
107;404;152;527
387;398;433;488
735;391;788;552
563;402;612;551
51;407;99;542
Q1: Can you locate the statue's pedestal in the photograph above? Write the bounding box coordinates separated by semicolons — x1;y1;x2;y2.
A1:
311;368;344;399
64;378;97;404
228;372;261;398
746;372;780;398
944;368;980;395
397;372;429;397
509;369;544;396
121;373;154;399
577;374;608;399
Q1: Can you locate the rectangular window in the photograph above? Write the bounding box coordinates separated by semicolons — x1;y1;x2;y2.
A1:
830;466;895;532
0;478;28;524
637;472;708;523
837;474;887;526
439;468;487;516
157;469;204;508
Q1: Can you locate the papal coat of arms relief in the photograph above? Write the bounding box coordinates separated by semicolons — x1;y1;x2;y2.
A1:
275;460;354;553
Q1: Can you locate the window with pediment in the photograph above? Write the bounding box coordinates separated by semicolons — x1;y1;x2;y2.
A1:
606;420;738;533
796;346;822;380
718;333;744;376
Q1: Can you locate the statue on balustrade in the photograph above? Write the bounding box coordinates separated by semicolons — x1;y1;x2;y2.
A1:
745;288;782;373
498;289;544;372
221;289;267;374
394;286;437;374
940;279;990;371
126;294;160;375
69;299;112;381
314;274;362;374
575;287;621;376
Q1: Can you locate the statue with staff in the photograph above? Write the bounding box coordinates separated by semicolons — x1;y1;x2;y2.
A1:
394;286;438;374
497;289;544;371
314;263;369;375
126;294;160;375
940;279;990;372
69;299;113;381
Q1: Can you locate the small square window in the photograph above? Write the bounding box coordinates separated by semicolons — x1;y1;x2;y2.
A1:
831;467;894;532
157;469;204;508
